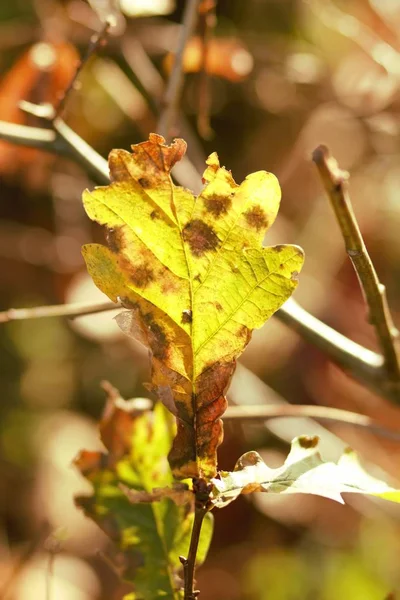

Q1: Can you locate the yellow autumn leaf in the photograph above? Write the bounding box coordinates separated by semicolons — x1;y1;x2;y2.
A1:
82;133;304;480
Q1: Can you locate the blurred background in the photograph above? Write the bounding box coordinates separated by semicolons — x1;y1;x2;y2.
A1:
1;0;400;598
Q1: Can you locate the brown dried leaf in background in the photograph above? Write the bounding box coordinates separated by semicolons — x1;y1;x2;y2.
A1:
164;36;254;82
0;41;79;181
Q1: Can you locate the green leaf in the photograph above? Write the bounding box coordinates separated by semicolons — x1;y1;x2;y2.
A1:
82;133;304;479
74;391;213;599
211;435;400;508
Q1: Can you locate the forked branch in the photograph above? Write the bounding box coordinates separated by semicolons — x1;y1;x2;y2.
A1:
312;145;400;384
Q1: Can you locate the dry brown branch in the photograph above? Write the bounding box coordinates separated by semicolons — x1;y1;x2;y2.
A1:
55;19;112;118
197;0;216;138
157;0;202;139
312;145;400;385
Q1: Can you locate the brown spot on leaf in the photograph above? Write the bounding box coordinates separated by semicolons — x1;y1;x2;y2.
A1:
183;219;219;257
107;228;123;253
130;264;155;288
298;436;319;449
238;324;251;345
204;194;232;217
244;205;269;231
181;310;192;324
138;176;150;188
215;302;223;311
161;275;181;295
272;244;284;252
143;313;169;360
150;209;159;220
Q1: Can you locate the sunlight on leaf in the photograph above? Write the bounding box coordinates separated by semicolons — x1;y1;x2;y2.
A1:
82;133;304;479
211;436;400;508
74;390;213;599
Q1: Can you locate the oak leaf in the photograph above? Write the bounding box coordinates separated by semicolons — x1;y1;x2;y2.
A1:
211;436;400;508
82;133;304;479
74;391;213;600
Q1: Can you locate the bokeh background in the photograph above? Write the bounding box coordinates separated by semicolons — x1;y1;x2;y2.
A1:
1;0;400;598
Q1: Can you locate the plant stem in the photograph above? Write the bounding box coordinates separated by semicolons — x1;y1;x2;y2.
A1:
312;145;400;383
180;479;211;599
181;505;208;599
158;0;201;139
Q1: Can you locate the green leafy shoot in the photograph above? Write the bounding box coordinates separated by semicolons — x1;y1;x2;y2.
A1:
74;387;213;600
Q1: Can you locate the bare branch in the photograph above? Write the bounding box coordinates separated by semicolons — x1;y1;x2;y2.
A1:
0;300;117;323
53;117;109;183
0;120;58;151
197;0;216;138
276;298;394;399
0;118;109;184
157;0;201;139
224;403;400;442
55;19;112;119
312;145;400;383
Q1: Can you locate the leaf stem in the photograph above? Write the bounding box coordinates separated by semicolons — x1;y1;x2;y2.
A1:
157;0;201;139
312;145;400;383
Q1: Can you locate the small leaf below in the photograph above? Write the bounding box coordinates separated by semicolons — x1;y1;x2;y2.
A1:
74;388;213;600
211;436;400;508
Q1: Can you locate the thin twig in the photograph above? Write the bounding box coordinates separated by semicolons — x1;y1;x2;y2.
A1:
312;145;400;383
157;0;201;139
0;119;109;183
54;20;112;119
180;479;211;600
197;0;216;139
224;403;400;441
0;300;117;323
